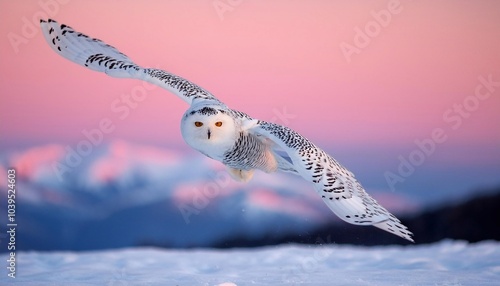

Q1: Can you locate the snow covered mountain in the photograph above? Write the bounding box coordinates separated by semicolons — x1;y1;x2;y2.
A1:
0;141;418;251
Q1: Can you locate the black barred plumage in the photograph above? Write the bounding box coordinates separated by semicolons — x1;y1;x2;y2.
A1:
253;120;413;241
144;69;218;103
85;54;140;71
40;19;218;105
222;131;273;171
40;18;413;242
195;107;218;116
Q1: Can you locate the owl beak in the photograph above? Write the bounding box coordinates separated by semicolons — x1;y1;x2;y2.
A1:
207;129;211;139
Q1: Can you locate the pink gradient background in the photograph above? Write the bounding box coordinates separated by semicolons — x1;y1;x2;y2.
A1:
1;1;499;196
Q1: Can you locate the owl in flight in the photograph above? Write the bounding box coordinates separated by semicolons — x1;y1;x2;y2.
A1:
40;19;413;242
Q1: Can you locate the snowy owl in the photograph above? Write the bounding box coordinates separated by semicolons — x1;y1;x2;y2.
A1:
40;19;413;242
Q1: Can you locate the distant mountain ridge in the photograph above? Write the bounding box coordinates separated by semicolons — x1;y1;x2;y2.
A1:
1;142;497;251
211;189;500;248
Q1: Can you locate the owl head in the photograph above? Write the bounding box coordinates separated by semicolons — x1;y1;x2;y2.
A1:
181;105;238;158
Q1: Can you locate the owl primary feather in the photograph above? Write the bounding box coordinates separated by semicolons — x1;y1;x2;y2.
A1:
40;19;413;242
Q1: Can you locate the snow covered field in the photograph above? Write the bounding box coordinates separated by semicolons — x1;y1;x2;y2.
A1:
2;240;499;285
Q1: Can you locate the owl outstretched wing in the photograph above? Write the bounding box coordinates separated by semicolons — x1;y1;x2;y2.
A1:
249;120;414;242
40;19;219;105
41;18;413;242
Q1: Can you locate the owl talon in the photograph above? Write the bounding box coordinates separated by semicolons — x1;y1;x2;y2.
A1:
227;167;254;182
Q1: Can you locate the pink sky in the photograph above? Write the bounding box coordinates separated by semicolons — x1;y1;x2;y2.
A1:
1;0;499;162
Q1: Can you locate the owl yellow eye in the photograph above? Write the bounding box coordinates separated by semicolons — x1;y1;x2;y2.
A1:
215;121;223;127
194;121;203;127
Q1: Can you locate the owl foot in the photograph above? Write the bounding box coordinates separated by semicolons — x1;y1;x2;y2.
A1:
227;167;254;182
